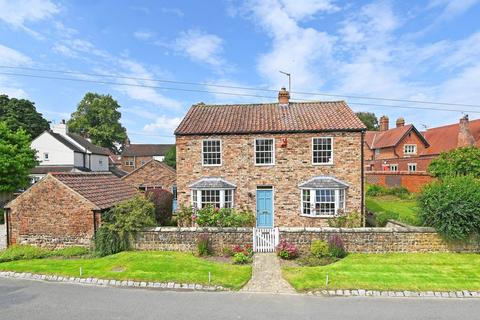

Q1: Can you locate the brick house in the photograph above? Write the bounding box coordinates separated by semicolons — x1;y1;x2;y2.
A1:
120;143;174;172
365;115;480;192
4;173;137;248
175;88;366;227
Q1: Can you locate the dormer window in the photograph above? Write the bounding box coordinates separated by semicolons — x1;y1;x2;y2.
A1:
202;139;222;166
404;144;417;155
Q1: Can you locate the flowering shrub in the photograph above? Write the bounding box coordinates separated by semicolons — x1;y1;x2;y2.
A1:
310;240;329;258
176;205;194;226
328;234;347;258
276;239;298;260
195;206;255;227
231;244;253;264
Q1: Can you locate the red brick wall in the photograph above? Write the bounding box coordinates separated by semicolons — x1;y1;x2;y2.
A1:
366;171;435;193
366;155;436;172
122;160;176;191
120;156;155;172
394;130;428;158
176;132;363;227
6;175;96;248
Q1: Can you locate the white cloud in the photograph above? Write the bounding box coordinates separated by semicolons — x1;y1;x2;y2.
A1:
0;0;59;37
134;30;155;41
243;0;336;90
429;0;480;21
0;44;32;65
279;0;339;20
175;29;225;68
143;115;182;133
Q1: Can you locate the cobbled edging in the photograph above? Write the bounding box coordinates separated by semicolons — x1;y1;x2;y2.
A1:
0;271;227;292
307;289;480;298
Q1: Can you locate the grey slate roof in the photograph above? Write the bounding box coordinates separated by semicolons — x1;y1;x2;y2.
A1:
67;133;111;155
189;177;236;189
298;176;349;189
50;132;84;153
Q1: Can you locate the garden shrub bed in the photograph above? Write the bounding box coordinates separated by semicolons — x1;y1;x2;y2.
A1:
0;245;89;263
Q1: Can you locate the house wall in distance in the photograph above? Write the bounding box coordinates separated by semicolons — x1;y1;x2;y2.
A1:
176;131;363;227
31;132;74;166
90;154;109;172
6;175;96;248
122;160;176;192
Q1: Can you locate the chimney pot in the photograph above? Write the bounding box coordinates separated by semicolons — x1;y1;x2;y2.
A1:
396;117;405;128
278;87;290;105
379;115;389;131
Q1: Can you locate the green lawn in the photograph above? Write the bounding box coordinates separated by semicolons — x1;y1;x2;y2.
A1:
366;195;421;226
283;253;480;292
0;251;251;290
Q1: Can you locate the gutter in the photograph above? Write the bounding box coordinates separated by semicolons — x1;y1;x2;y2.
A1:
175;128;366;137
5;208;10;247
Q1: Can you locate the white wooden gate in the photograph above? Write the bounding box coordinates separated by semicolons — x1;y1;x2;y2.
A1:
253;227;279;253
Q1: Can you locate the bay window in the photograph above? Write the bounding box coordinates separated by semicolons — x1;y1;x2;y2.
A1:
299;176;349;217
191;189;234;209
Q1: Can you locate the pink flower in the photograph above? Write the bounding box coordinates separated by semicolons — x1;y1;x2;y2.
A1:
191;214;197;221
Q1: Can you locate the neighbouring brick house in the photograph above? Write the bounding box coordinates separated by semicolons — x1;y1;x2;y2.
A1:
365;115;480;192
4;173;137;248
120;143;174;173
175;88;366;227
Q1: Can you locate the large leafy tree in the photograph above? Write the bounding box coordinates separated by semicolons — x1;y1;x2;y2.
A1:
67;93;127;153
164;145;176;169
428;147;480;179
0;122;38;192
356;112;379;131
0;94;50;139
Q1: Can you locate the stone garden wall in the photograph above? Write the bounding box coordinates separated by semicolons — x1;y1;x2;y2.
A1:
135;226;480;255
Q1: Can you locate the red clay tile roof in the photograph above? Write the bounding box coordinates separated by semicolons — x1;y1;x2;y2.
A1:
421;118;480;155
365;124;429;149
51;172;138;209
122;144;174;156
175;101;366;135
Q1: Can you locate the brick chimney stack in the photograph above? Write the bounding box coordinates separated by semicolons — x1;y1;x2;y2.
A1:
379;115;389;131
396;117;405;128
278;87;290;105
457;115;475;147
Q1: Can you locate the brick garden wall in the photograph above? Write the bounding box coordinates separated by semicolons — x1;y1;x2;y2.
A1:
366;171;434;193
135;226;480;255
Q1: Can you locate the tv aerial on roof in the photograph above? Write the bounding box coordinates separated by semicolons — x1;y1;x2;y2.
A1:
279;70;291;92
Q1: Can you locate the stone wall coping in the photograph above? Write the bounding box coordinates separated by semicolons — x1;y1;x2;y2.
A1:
140;226;437;233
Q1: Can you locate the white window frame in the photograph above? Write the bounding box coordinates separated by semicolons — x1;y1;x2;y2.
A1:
390;164;398;172
124;160;134;167
254;138;275;166
191;189;235;209
404;144;417;155
312;137;334;165
202;139;222;167
43;152;49;161
300;188;346;218
408;163;417;172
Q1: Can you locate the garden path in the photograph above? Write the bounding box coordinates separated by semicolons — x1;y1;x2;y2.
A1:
241;253;294;294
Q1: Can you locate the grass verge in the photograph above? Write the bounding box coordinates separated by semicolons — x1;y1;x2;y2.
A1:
0;251;251;290
366;195;420;226
283;253;480;292
0;245;89;263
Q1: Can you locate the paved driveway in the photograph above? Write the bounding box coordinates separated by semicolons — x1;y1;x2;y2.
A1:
1;278;480;320
0;224;6;250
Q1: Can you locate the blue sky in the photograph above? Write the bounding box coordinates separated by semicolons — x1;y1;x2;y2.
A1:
0;0;480;143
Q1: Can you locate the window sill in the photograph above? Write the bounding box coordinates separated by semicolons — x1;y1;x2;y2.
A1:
312;162;334;166
254;163;275;167
300;214;338;219
202;164;222;167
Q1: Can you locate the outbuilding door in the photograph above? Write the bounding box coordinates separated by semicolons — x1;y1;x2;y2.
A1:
256;188;273;228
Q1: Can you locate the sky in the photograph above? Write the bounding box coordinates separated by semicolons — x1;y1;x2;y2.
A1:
0;0;480;143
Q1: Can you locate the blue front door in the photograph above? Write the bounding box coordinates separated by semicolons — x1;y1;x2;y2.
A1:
256;189;273;228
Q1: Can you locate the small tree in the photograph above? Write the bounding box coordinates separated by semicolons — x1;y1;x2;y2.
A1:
428;147;480;179
164;145;176;169
145;189;173;225
418;175;480;241
94;195;156;256
0;122;38;192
